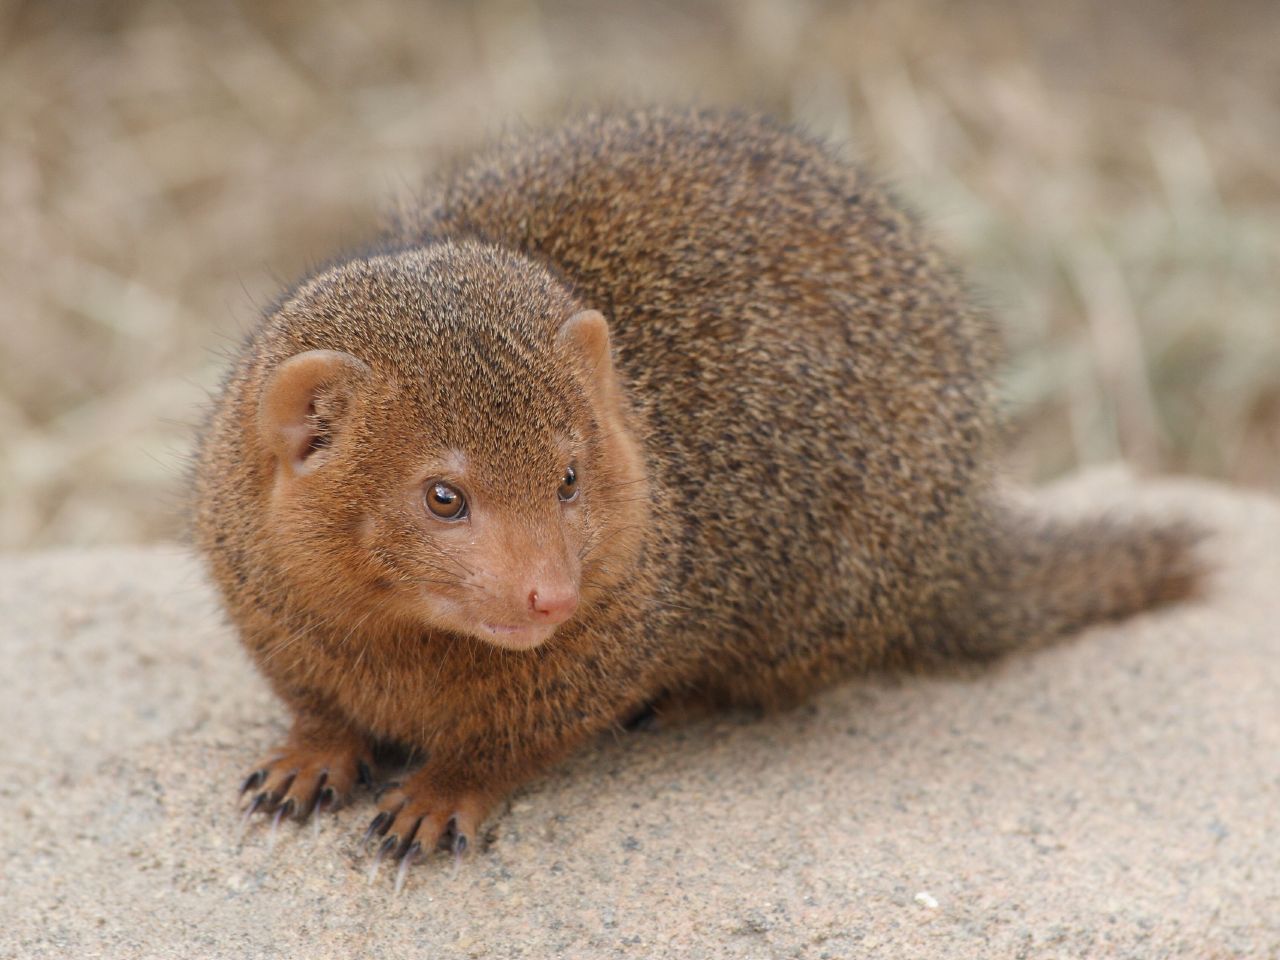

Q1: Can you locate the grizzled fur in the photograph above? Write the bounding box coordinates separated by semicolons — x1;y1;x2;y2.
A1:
194;108;1199;863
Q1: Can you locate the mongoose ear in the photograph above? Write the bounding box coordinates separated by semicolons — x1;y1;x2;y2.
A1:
258;349;370;477
556;310;622;407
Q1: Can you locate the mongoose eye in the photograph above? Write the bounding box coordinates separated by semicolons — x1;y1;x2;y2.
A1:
425;481;468;521
558;464;579;503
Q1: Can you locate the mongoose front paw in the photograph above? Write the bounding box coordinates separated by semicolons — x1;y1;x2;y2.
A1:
363;774;494;883
239;741;373;824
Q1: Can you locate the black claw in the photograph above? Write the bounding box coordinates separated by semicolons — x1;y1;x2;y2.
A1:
243;792;266;817
363;811;391;843
278;798;296;821
318;785;337;811
357;761;374;787
267;772;297;806
453;833;468;857
393;840;422;894
435;815;457;852
303;773;329;818
239;770;267;795
252;790;271;813
380;834;400;858
269;801;289;834
396;817;424;858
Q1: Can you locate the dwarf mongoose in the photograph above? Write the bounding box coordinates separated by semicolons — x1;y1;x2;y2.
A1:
193;107;1198;875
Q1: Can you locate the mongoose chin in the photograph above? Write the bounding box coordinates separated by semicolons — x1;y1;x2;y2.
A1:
193;107;1202;875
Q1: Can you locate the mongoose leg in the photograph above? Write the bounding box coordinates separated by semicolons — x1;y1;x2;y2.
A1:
239;715;374;822
364;771;494;866
361;716;603;869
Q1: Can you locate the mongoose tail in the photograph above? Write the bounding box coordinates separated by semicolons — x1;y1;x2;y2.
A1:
939;508;1204;661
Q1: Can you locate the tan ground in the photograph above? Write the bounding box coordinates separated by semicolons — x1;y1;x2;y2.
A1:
1;469;1277;958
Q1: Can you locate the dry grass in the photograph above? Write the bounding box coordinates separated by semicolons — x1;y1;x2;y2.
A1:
1;0;1277;548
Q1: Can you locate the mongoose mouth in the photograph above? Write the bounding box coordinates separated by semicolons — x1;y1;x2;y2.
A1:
479;621;559;650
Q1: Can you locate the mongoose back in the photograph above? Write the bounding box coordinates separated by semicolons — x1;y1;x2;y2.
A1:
193;107;1199;868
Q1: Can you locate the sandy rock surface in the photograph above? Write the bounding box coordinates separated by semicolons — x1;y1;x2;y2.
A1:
2;472;1278;959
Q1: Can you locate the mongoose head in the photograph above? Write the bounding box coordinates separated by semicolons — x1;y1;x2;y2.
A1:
248;242;647;650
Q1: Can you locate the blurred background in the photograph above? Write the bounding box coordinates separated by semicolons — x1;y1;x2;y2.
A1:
1;0;1277;549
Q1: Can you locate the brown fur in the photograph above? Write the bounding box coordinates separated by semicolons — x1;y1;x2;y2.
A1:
193;107;1201;860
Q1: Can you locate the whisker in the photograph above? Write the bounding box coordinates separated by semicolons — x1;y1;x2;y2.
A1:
579;523;643;565
397;574;483;592
435;550;476;578
594;474;650;490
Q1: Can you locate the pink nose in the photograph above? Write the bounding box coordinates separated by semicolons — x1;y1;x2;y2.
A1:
528;584;578;624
